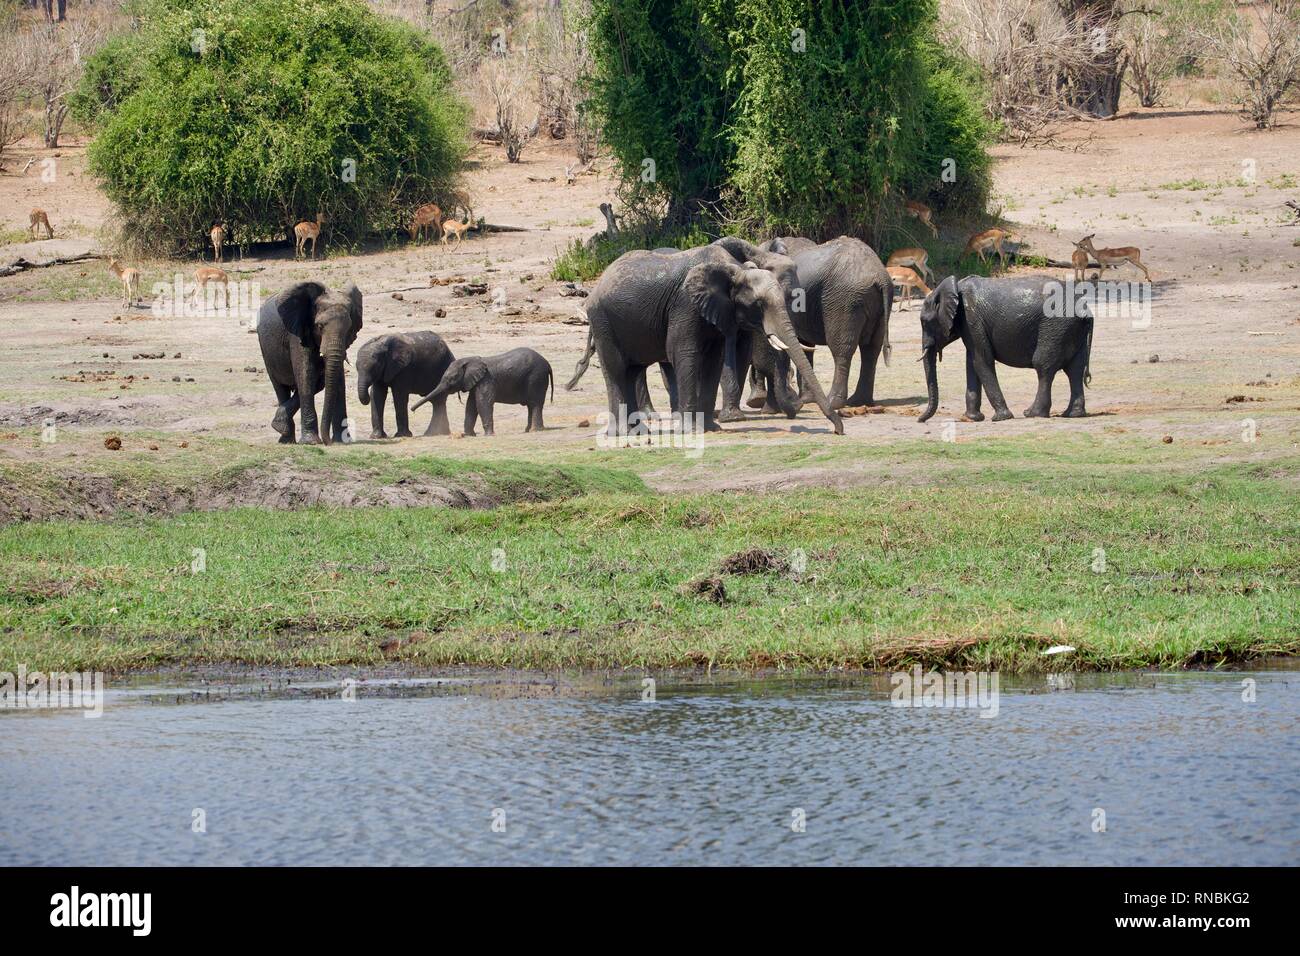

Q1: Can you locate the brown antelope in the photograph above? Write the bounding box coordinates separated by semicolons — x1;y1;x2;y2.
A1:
887;266;931;310
409;203;443;242
965;228;1019;267
441;210;473;250
1070;245;1091;282
1075;234;1150;281
29;209;53;240
193;266;230;308
903;199;938;237
886;247;933;284
109;258;141;308
294;212;325;259
210;223;226;262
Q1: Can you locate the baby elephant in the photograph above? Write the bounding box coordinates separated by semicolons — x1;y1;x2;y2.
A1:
356;331;455;438
411;347;553;436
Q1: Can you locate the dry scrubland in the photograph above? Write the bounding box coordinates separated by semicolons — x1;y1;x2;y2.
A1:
1;109;1299;672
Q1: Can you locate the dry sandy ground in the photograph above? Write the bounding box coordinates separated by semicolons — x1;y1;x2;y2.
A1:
2;111;1298;494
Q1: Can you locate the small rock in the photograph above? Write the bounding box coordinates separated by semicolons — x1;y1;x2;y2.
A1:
148;443;159;451
1161;435;1173;444
103;436;122;450
434;307;446;318
577;419;590;428
1148;354;1159;363
392;292;404;301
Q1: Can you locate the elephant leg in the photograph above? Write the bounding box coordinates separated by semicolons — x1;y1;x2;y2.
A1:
622;366;650;433
529;399;544;432
699;341;725;432
424;395;451;436
796;350;816;406
476;394;495;436
661;364;680;414
634;369;656;418
271;382;298;444
331;389;348;442
595;339;633;436
719;334;747;422
964;351;985;421
846;320;887;407
370;383;389;439
1062;346;1088;417
670;346;704;434
393;388;413;437
826;348;853;410
290;347;321;444
1024;366;1056;418
970;348;1013;421
463;392;479;436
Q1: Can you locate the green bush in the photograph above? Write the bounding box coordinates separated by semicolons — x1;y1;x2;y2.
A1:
72;0;468;256
582;0;994;242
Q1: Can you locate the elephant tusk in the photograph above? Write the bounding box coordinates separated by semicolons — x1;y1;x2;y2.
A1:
767;334;788;352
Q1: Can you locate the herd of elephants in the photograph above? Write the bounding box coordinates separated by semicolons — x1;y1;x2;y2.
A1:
255;235;1095;443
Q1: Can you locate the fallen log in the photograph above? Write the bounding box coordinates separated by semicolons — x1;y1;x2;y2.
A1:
0;252;104;277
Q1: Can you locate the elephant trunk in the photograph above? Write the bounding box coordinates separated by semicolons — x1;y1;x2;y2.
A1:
769;354;799;419
410;382;444;412
767;316;842;434
356;368;371;406
919;348;939;423
321;337;345;445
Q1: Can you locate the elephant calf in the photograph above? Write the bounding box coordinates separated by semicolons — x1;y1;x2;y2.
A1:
411;347;553;436
356;331;454;438
918;275;1093;423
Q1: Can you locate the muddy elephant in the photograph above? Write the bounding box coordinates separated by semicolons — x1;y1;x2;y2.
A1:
917;275;1093;423
256;281;362;444
355;331;454;439
412;347;553;436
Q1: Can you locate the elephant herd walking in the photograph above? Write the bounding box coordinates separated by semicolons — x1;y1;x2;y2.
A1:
256;236;1095;444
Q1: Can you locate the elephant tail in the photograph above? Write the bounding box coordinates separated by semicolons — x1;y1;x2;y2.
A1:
565;325;595;390
549;364;555;404
881;281;893;367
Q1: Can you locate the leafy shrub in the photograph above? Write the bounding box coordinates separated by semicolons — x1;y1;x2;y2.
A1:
72;0;468;256
551;222;715;282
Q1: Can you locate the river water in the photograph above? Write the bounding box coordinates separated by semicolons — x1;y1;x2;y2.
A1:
2;668;1296;865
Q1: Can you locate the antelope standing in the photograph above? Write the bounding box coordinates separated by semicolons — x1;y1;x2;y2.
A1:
903;199;938;237
442;211;473;250
294;212;325;259
965;228;1019;267
1070;245;1091;282
886;247;934;284
29;209;53;240
887;266;931;310
193;266;230;309
210;223;226;262
109;258;141;308
409;203;443;242
1075;234;1150;281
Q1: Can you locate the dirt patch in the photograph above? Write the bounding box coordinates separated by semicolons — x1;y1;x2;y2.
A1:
719;547;790;575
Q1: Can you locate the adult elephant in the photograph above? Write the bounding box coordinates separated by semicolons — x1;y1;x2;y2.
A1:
257;281;362;444
917;275;1093;423
584;244;842;435
355;331;454;439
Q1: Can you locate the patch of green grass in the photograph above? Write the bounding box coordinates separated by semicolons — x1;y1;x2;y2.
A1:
2;459;1295;672
550;222;716;282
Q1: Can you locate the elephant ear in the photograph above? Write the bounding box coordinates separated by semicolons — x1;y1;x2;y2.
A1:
463;358;490;392
685;261;741;337
342;281;363;347
276;282;329;347
927;276;960;346
766;238;788;255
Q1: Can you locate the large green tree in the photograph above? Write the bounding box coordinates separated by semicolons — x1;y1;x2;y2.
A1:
582;0;994;239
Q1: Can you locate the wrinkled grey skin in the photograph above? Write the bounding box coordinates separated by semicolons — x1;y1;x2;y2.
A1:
256;281;362;444
582;244;842;435
917;275;1093;423
355;331;454;439
412;347;553;436
740;236;894;413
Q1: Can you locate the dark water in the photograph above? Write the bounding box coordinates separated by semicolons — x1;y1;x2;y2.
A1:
2;669;1297;866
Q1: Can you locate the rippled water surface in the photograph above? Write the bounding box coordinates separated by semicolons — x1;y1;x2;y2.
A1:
2;669;1297;865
